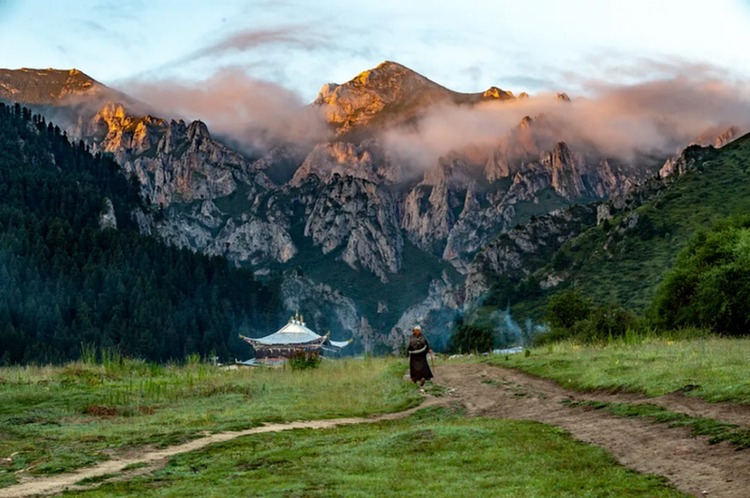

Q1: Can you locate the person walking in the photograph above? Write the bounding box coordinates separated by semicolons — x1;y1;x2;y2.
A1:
406;325;434;386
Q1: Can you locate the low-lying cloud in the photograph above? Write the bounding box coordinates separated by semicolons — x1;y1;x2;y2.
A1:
123;67;330;154
123;60;750;170
382;66;750;168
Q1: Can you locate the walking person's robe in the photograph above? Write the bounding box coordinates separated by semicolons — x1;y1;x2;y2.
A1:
407;334;433;382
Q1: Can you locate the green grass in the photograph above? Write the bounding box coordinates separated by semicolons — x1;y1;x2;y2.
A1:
0;357;420;488
60;407;684;497
492;335;750;404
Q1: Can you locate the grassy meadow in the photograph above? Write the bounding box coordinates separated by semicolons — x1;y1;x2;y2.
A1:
493;334;750;404
60;406;683;498
0;356;421;488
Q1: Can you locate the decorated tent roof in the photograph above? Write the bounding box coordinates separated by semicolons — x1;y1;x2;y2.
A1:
252;320;323;345
329;340;351;348
240;311;352;349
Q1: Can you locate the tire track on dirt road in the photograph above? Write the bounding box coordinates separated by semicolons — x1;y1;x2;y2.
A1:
437;364;750;498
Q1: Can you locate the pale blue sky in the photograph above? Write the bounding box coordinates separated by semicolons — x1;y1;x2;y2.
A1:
1;0;749;100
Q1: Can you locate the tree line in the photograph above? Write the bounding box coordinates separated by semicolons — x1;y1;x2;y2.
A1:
0;103;283;365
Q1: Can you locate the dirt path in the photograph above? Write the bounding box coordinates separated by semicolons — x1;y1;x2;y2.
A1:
435;364;750;498
0;398;444;498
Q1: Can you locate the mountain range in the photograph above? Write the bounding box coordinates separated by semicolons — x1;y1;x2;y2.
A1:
0;62;744;351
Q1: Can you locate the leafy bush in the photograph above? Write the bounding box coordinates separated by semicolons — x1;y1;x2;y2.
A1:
288;350;321;370
448;324;494;354
573;304;638;342
648;215;750;335
538;289;638;344
546;289;591;329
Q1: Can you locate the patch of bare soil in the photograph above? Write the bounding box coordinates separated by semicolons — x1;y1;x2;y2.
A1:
436;364;750;498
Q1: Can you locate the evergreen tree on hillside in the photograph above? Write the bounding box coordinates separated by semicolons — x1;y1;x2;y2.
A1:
0;103;283;364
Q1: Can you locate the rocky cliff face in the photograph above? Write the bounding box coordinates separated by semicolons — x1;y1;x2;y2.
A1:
291;139;401;185
464;204;598;302
388;271;463;351
13;62;688;351
0;68;108;105
305;174;403;282
659;126;743;179
691;125;744;149
77;104;263;206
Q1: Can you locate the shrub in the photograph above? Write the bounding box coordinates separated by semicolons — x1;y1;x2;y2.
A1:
538;289;638;344
288;350;321;370
573;304;638;342
648;215;750;335
448;324;494;354
546;289;591;329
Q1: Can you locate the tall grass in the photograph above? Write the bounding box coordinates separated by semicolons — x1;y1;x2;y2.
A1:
493;332;750;404
0;355;420;487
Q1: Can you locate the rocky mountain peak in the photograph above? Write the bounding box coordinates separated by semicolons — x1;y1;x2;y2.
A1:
483;86;515;99
556;92;571;102
94;101;128;121
187;120;211;141
0;67;108;105
314;61;518;139
483;114;549;181
519;115;534;129
691;125;743;149
716;126;742;148
541;141;584;198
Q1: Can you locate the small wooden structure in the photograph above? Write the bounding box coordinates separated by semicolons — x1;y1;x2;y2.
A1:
239;311;351;365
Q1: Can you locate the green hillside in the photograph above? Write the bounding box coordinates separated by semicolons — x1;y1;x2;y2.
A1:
482;134;750;322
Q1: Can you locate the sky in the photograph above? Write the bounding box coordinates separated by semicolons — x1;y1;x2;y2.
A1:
1;0;750;102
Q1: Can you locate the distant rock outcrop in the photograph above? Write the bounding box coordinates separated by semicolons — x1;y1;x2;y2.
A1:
292;139;401;185
464;204;598;301
0;68;109;105
314;61;515;139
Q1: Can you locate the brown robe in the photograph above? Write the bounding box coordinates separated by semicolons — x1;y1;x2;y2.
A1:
407;334;433;381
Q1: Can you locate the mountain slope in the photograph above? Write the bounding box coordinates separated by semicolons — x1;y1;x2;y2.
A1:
468;133;750;323
0;68;108;104
0;104;284;364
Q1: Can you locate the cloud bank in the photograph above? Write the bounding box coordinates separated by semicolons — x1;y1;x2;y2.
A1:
123;59;750;171
381;67;750;167
124;67;330;154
